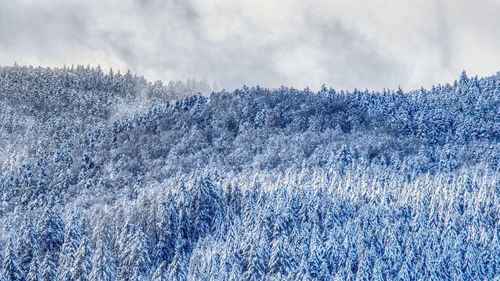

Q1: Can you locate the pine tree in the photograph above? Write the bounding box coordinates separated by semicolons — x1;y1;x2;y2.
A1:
117;219;135;262
71;236;93;281
319;260;329;281
39;208;65;261
16;216;38;278
41;252;57;281
89;239;116;281
26;251;40;281
355;250;372;281
333;267;347;281
120;227;151;281
168;252;187;281
383;229;404;278
190;178;223;241
395;260;411;281
292;257;307;280
228;261;242;281
58;212;82;280
3;239;23;281
151;261;169;281
242;239;266;281
371;258;385;281
90;215;113;252
307;226;326;280
268;235;291;278
463;242;478;280
0;242;3;269
325;227;343;275
154;196;177;266
224;183;242;220
176;203;192;255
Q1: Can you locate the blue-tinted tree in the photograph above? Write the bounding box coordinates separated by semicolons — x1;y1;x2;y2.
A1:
71;236;93;281
25;251;40;281
268;234;291;278
40;252;57;281
58;212;82;280
89;238;115;281
154;195;177;266
39;209;65;261
16;216;38;277
168;252;187;281
151;261;168;281
120;227;151;281
3;239;23;281
189;178;223;241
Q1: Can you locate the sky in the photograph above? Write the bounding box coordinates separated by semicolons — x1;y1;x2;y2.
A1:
0;0;499;92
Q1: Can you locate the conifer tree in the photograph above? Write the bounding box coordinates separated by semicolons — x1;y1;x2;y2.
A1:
168;252;187;281
3;239;23;281
190;178;223;241
463;242;478;280
151;260;169;281
39;209;65;262
59;212;82;280
242;238;266;281
371;258;385;281
228;261;242;281
41;252;57;281
268;235;291;278
16;216;38;278
355;250;372;281
120;227;151;281
395;260;411;281
89;239;116;281
71;236;93;281
154;195;177;266
176;203;192;255
293;258;308;280
26;251;40;281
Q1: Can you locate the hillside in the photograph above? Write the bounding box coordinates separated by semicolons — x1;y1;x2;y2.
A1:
0;66;498;280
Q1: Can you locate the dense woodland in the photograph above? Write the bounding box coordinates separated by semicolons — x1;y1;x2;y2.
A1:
0;65;498;280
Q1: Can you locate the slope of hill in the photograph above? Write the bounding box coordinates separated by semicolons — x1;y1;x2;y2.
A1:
0;65;209;169
0;66;498;280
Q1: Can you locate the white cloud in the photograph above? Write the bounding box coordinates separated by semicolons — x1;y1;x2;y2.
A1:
0;0;498;91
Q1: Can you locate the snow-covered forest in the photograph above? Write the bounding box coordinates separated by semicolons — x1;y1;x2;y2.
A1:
0;65;498;280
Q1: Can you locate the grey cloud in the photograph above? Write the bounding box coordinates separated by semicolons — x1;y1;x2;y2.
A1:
303;16;405;90
0;0;498;91
433;0;454;70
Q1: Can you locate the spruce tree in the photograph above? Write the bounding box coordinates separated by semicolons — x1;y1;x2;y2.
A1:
3;239;23;281
355;250;372;281
463;242;478;280
151;261;169;281
120;228;151;281
228;261;242;281
268;235;291;278
39;208;65;262
16;216;38;278
71;236;93;281
154;196;177;266
26;252;40;281
168;252;187;281
242;239;266;281
40;252;57;281
89;239;116;281
190;178;223;241
59;212;82;280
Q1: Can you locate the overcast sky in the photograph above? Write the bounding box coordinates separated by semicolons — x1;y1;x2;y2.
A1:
0;0;499;91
